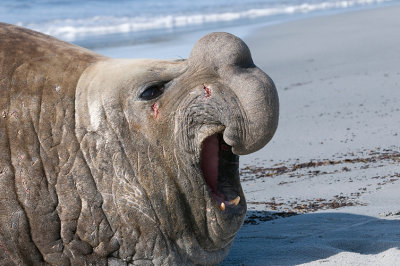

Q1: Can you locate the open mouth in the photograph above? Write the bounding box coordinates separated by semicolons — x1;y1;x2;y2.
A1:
201;133;241;211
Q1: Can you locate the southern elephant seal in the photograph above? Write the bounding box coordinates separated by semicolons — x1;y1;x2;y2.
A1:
0;23;279;265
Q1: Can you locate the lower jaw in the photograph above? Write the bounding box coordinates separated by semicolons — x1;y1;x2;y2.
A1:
204;193;247;246
174;232;234;265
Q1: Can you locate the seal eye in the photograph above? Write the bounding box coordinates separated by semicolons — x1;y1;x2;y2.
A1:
140;83;165;100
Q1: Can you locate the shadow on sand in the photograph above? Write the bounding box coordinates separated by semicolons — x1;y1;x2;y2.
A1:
222;211;400;265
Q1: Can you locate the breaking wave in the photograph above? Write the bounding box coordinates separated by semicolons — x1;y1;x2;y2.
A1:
17;0;390;41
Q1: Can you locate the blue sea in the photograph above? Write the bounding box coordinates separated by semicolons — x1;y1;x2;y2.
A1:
1;0;398;58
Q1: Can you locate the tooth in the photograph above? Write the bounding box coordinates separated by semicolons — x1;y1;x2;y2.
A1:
220;202;226;211
230;196;240;206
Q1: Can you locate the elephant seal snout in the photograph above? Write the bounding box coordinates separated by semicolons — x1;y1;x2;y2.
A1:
189;32;279;155
0;23;278;265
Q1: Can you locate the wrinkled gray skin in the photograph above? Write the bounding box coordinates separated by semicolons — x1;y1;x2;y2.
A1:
0;23;278;265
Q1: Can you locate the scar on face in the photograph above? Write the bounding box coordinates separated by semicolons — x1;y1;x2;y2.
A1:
152;102;159;118
203;84;211;98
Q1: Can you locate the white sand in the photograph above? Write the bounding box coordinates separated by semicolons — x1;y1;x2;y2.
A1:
242;5;400;165
223;5;400;265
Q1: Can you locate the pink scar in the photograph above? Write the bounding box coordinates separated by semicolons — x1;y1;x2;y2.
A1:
203;84;211;98
152;102;159;118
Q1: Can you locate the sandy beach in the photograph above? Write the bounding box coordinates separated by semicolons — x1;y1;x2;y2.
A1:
1;0;399;264
223;5;400;265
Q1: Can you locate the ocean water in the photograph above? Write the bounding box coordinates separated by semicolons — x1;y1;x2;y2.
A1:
1;0;398;58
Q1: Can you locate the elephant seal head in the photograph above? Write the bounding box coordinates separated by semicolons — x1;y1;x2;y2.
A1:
75;32;279;264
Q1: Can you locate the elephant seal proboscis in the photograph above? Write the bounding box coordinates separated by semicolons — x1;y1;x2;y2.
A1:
0;23;279;265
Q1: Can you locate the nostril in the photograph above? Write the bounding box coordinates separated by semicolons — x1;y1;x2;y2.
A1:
223;125;261;156
222;127;243;155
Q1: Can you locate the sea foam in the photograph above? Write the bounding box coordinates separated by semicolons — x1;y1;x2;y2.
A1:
16;0;390;42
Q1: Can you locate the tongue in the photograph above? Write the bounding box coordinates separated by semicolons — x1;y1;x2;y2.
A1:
201;134;219;194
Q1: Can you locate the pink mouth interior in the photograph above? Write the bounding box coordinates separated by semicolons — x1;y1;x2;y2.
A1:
201;134;225;202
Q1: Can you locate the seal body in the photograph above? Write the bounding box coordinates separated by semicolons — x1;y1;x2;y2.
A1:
0;23;278;265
